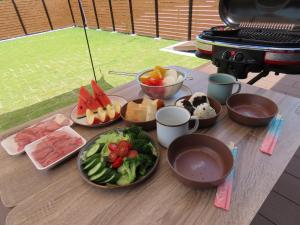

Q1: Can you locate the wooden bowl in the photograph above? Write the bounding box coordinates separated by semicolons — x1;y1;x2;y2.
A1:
120;98;157;131
175;95;221;128
167;134;233;189
226;93;278;127
77;129;160;189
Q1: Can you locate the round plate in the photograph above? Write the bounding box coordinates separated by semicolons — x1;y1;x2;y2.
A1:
77;129;160;189
138;85;192;106
70;95;127;127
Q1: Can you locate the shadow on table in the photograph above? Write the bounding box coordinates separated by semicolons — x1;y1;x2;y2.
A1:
0;76;113;132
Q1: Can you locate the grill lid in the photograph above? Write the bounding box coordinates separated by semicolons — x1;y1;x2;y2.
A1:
219;0;300;29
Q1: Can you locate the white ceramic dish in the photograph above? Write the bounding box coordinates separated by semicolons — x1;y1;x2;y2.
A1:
1;114;73;156
25;126;86;170
70;95;127;127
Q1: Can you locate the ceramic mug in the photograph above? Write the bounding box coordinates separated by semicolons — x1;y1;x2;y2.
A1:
156;106;199;148
207;73;241;104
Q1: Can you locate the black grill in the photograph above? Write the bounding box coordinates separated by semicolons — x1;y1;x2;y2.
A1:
202;28;300;47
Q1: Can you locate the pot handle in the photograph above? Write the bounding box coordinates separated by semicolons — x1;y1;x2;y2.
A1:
187;116;199;134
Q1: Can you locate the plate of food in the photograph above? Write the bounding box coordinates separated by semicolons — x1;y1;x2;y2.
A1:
71;80;127;127
120;97;164;130
1;114;73;156
175;92;221;128
77;126;159;189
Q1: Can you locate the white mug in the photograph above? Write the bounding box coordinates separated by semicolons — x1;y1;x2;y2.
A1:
156;106;199;148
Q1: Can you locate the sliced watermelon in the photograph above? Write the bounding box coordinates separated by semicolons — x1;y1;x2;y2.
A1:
77;87;101;118
91;80;111;107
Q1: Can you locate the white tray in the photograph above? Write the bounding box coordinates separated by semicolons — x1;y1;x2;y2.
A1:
25;126;86;170
1;114;73;156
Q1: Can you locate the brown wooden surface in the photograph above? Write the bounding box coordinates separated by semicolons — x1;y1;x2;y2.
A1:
1;67;300;225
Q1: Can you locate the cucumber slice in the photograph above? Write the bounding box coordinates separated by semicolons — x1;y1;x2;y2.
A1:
82;153;100;165
83;158;99;171
102;173;117;184
88;161;104;177
94;169;113;183
86;144;100;158
90;168;108;181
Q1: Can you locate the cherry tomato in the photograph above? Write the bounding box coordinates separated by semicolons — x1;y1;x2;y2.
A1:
108;152;118;162
108;143;118;152
128;150;138;159
112;157;123;168
118;146;129;157
118;140;131;150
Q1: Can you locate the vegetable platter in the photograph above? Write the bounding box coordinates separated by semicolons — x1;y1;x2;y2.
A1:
77;126;160;189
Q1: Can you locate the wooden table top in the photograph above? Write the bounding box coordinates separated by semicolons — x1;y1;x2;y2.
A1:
1;67;300;225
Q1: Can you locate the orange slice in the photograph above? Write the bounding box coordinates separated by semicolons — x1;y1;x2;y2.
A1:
154;66;167;77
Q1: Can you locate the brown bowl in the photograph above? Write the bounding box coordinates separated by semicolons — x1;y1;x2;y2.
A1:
226;93;278;127
175;95;221;128
167;134;233;188
120;98;158;131
77;129;160;189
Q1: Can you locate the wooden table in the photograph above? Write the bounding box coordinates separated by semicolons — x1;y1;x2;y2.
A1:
1;67;300;225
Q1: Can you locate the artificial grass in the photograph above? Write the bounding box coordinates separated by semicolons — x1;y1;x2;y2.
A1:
0;27;207;131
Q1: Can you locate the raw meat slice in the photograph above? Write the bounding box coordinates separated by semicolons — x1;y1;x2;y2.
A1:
30;130;84;167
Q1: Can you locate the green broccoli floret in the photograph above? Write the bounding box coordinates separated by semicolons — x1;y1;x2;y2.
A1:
116;157;141;186
123;126;143;140
137;153;157;176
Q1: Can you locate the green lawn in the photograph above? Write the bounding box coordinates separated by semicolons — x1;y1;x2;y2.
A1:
0;27;206;131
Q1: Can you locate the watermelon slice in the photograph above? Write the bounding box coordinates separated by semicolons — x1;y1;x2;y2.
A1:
91;80;111;108
77;87;101;118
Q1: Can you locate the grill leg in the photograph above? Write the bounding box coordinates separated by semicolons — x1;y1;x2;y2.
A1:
247;70;269;85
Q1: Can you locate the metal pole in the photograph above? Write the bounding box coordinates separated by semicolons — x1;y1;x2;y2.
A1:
77;0;97;81
91;0;100;29
108;0;115;31
68;0;76;25
11;0;27;35
41;0;53;30
128;0;135;34
154;0;159;38
188;0;193;40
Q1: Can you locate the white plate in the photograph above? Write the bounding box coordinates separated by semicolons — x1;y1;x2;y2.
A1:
25;126;86;170
138;85;192;106
70;95;127;127
1;114;73;156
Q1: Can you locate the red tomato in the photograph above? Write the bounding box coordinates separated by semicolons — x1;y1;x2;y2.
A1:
108;143;118;152
128;150;138;159
108;152;118;162
118;140;131;149
112;157;123;168
118;146;129;157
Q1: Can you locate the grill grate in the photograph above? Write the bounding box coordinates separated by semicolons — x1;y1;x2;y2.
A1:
202;27;300;47
240;28;300;43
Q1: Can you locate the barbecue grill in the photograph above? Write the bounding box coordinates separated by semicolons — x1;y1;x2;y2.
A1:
196;0;300;83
